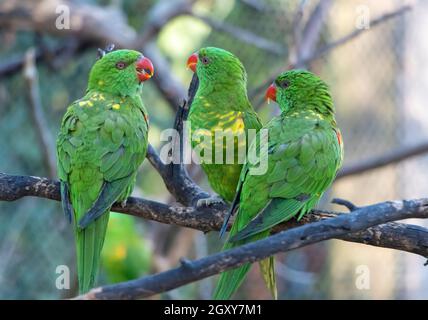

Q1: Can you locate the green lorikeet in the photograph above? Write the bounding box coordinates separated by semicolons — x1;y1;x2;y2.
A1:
214;70;344;299
186;47;262;204
56;49;154;293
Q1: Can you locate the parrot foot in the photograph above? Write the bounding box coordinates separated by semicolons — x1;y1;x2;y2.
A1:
179;257;193;269
120;199;128;208
196;195;225;208
331;198;359;212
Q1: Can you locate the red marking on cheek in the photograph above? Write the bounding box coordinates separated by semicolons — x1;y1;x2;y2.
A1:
336;130;342;146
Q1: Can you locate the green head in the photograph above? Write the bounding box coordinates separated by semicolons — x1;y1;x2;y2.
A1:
187;47;247;86
87;49;154;96
265;70;335;117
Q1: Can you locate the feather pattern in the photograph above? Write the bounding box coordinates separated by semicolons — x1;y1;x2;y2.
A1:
214;70;343;300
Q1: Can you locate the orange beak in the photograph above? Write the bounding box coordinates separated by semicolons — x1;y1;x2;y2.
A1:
265;83;277;102
187;53;198;72
136;56;154;82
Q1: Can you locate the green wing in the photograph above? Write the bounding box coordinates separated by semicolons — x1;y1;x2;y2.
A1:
232;115;342;241
218;109;262;236
58;94;148;224
78;176;133;228
188;96;262;202
214;113;342;299
243;108;263;134
56;92;148;292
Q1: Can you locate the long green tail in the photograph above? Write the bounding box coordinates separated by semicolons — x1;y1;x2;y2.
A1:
75;211;109;293
213;222;277;299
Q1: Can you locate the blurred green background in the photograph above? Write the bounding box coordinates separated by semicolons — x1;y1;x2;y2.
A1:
0;0;427;299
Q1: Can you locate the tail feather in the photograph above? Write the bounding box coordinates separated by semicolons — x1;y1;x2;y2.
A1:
213;262;251;300
213;216;273;299
76;211;110;293
259;256;277;299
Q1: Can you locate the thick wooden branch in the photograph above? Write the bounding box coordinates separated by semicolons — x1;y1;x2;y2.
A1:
0;0;188;111
1;172;428;260
0;0;137;46
0;0;424;300
0;0;282;110
78;198;428;299
146;144;210;207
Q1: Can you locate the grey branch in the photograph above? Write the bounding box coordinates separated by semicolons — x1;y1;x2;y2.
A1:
0;0;425;300
0;0;188;111
289;0;309;64
0;1;411;113
135;0;194;110
77;198;428;299
23;48;57;178
238;0;272;12
136;0;193;45
1;172;428;261
192;13;285;55
310;4;412;64
337;141;428;179
141;42;187;110
296;0;332;66
0;0;284;97
249;4;412;99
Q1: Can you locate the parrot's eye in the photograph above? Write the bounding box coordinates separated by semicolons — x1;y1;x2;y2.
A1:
201;56;210;65
280;80;290;89
115;61;127;70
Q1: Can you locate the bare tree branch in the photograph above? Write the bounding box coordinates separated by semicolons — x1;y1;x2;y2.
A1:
1;172;427;261
3;67;428;294
136;0;193;45
337;141;428;179
309;4;412;64
0;42;90;78
0;0;423;300
249;4;412;99
0;0;137;47
0;0;283;110
0;1;412;109
141;42;187;110
238;0;272;12
146;144;210;207
289;0;309;64
23;48;56;178
135;0;194;109
297;0;332;65
0;0;188;111
191;13;285;55
77;198;428;299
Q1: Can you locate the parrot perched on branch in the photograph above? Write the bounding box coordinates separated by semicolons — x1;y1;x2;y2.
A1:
214;70;344;300
186;47;262;205
56;48;154;293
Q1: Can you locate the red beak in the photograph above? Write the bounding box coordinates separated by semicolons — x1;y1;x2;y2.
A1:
265;83;277;102
136;56;154;82
187;53;198;72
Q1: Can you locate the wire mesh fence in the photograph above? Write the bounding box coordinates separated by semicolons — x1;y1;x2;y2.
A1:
0;0;426;299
